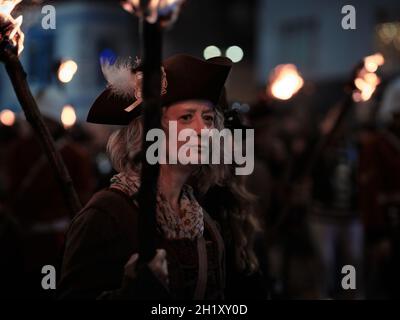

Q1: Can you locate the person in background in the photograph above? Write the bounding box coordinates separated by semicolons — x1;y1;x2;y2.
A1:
359;77;400;298
4;86;95;298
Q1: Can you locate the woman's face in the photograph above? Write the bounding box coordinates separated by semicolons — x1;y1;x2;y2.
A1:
162;100;216;162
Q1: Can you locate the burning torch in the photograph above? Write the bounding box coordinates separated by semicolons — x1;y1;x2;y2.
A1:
122;0;185;262
268;53;385;239
268;64;304;101
309;53;385;172
0;0;82;216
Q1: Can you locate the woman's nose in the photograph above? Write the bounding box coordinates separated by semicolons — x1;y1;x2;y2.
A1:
193;116;207;135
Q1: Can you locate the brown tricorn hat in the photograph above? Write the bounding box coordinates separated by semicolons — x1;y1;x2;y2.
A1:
87;54;233;125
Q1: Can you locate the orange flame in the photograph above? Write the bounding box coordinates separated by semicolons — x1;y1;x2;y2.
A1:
364;53;385;73
61;105;77;128
122;0;185;27
0;108;16;126
0;0;24;56
58;60;78;83
353;53;385;102
269;64;304;100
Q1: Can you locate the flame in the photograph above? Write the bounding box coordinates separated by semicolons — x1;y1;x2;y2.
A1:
0;0;24;56
364;53;385;73
58;60;78;83
61;105;77;128
122;0;185;26
269;64;304;100
121;1;135;13
0;108;16;126
353;53;385;102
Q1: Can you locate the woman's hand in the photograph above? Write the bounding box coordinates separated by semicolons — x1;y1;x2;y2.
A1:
148;249;169;287
124;249;169;287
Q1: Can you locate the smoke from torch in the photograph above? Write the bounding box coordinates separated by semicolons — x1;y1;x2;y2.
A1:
0;0;24;55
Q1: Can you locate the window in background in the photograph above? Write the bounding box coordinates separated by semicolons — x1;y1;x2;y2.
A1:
26;26;55;85
278;17;320;74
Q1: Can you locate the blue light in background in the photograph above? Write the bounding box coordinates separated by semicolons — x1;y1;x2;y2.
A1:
99;48;117;65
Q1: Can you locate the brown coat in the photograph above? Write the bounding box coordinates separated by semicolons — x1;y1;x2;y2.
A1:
58;188;225;300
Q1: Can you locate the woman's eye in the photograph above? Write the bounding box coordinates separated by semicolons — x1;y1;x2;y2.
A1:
203;115;214;122
180;114;193;121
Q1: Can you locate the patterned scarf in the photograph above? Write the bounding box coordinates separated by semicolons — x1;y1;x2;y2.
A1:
110;170;204;240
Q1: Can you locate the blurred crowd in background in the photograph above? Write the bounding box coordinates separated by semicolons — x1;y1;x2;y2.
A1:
1;0;400;300
1;71;400;300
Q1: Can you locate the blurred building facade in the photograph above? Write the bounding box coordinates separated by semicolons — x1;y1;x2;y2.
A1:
0;0;258;121
257;0;400;83
0;0;136;121
3;0;400;121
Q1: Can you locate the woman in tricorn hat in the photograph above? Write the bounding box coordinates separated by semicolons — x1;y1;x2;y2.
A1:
58;54;261;299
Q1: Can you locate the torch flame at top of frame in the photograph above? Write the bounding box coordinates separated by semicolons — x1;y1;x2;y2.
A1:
269;64;304;100
353;53;385;102
0;0;24;56
122;0;185;27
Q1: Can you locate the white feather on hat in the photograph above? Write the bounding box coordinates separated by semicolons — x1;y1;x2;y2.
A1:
100;57;138;100
100;57;167;112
